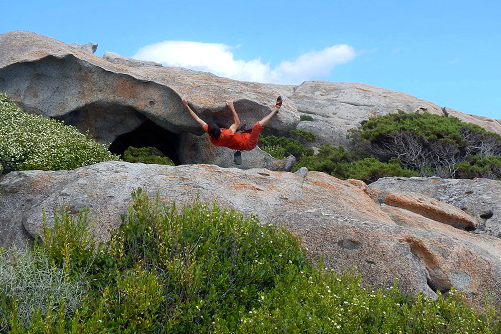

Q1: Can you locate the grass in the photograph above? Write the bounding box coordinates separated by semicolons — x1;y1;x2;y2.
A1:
0;189;499;333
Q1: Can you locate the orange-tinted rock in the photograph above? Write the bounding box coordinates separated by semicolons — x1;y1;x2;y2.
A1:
381;191;477;230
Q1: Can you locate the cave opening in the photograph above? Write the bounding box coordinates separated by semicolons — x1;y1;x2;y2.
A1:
108;119;181;165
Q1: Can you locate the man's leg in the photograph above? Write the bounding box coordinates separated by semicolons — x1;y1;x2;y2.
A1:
258;106;280;127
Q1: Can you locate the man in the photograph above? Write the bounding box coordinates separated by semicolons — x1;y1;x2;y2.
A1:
182;96;282;164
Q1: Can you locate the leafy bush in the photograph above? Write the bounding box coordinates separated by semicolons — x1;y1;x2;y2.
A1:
0;248;88;330
290;129;316;142
37;207;100;278
0;93;118;174
352;111;501;178
122;146;175;165
294;145;353;174
238;270;497;333
258;134;314;159
108;189;308;332
338;157;418;183
295;146;416;183
300;114;314;121
455;155;501;180
1;191;499;332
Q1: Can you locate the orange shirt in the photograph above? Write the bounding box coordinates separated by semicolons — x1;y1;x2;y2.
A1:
203;123;263;151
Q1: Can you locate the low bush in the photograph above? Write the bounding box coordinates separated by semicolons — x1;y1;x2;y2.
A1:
295;146;417;183
0;248;88;331
351;111;501;178
258;134;314;159
455;155;501;180
294;145;353;174
300;114;314;121
290;129;316;142
338;157;418;183
108;189;308;332
0;93;118;174
237;270;497;334
1;190;499;333
122;146;175;165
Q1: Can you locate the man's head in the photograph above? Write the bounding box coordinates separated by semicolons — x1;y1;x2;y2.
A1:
207;123;221;139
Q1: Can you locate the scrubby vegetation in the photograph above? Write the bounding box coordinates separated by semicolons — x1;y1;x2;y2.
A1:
122;146;175;165
260;111;501;183
258;131;314;160
0;93;118;174
296;145;417;183
353;111;501;178
0;190;499;333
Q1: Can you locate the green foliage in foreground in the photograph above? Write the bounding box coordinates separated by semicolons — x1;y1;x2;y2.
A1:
0;93;118;174
122;146;175;165
1;190;499;333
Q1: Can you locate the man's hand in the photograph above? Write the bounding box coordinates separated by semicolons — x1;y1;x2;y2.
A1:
182;96;189;106
182;96;207;128
226;101;234;109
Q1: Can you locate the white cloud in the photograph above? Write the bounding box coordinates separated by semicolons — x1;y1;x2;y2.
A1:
133;41;356;84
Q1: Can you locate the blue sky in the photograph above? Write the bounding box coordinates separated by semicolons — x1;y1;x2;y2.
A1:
1;0;500;119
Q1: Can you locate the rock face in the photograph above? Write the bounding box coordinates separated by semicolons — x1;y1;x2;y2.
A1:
2;161;501;309
371;177;501;238
379;191;477;230
287;81;501;147
1;30;500;167
0;31;296;169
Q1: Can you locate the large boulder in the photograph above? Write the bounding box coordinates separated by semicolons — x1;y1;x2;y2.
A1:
370;177;501;237
287;81;501;147
0;31;296;168
378;191;477;230
1;30;500;166
2;161;501;309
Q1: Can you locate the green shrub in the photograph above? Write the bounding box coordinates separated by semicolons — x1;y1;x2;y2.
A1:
294;145;353;174
300;114;314;121
0;248;88;330
290;129;316;142
122;146;175;165
338;157;418;183
258;134;314;159
108;189;308;332
1;190;499;332
455;155;501;180
296;147;417;183
351;111;501;178
37;208;100;278
73;266;164;334
237;269;498;333
259;144;287;159
0;93;118;174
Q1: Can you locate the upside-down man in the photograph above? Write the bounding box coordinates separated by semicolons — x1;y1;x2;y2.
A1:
182;96;282;164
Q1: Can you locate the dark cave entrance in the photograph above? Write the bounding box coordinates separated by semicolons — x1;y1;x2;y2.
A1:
108;119;181;165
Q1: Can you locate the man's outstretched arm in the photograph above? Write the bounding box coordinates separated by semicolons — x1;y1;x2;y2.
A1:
226;101;241;133
182;98;207;128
